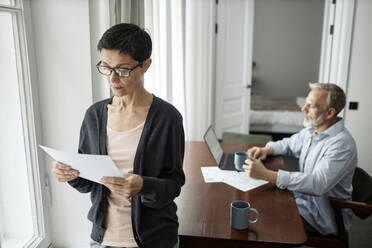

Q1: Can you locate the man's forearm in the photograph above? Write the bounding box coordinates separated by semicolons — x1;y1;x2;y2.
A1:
264;146;276;184
264;146;275;156
263;169;278;185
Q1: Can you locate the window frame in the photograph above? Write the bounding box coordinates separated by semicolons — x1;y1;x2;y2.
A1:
0;0;51;247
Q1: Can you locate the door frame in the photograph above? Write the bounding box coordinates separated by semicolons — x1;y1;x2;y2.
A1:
214;0;355;137
319;0;355;92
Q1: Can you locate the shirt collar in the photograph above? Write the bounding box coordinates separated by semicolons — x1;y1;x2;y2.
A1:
305;118;344;137
305;126;315;135
321;118;344;137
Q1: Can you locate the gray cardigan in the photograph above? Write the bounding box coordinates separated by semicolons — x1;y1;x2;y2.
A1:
68;95;185;248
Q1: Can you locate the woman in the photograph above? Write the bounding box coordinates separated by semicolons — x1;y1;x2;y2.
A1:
52;23;185;248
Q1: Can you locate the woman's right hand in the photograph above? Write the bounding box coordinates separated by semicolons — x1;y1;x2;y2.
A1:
52;161;80;182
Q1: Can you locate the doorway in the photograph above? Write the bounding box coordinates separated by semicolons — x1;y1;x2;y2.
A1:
214;0;354;139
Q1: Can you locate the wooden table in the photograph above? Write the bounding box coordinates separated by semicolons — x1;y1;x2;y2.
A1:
176;141;307;247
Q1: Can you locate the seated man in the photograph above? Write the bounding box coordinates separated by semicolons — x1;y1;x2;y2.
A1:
244;83;357;236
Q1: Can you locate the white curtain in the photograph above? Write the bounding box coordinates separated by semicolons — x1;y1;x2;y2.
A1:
143;0;175;102
184;0;215;141
110;0;144;26
112;0;215;141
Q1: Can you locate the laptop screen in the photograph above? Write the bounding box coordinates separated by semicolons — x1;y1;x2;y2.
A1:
203;126;223;166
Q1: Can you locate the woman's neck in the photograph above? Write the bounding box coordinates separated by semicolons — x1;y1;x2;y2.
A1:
112;88;152;110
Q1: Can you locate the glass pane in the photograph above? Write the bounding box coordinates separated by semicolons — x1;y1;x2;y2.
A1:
0;11;34;248
0;0;15;7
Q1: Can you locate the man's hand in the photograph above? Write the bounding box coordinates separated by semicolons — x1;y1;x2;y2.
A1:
243;157;268;180
53;161;80;182
101;173;143;199
247;146;274;160
243;157;278;184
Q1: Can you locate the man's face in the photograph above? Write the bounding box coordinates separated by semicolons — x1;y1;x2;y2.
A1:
302;89;329;128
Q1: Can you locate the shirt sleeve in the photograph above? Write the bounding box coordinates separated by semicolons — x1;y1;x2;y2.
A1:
276;138;357;196
138;121;186;209
266;129;306;158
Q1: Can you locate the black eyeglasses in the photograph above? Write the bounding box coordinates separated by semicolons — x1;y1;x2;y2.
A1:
96;61;143;78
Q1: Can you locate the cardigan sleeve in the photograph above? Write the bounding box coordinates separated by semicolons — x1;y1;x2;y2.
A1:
67;113;96;193
138;121;185;209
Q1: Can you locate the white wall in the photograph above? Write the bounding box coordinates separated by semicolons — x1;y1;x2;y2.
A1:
30;0;94;247
252;0;324;98
345;0;372;176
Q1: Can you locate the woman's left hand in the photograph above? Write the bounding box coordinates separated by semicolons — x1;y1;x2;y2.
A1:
101;173;143;199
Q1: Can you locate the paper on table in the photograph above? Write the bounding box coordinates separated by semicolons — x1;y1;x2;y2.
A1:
200;166;268;192
221;172;268;192
39;145;123;184
201;166;222;182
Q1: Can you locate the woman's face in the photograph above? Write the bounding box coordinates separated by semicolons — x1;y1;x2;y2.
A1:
99;48;150;97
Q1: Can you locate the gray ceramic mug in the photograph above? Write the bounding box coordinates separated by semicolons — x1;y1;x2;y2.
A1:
230;201;259;230
234;152;249;172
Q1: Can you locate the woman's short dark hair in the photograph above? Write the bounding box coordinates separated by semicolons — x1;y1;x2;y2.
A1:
97;23;152;63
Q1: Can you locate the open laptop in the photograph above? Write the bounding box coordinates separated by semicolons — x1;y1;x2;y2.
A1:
203;126;235;170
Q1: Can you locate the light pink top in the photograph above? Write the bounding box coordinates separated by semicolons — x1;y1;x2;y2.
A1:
101;122;144;247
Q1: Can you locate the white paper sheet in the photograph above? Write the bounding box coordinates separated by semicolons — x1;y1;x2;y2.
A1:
221;172;268;192
200;166;268;192
201;166;222;182
39;145;123;184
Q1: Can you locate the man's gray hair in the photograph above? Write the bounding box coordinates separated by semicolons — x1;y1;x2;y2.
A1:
309;82;346;114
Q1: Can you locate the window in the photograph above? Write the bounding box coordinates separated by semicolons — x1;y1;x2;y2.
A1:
0;1;50;247
0;0;15;7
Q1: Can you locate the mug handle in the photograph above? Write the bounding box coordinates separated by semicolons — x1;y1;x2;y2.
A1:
249;208;259;224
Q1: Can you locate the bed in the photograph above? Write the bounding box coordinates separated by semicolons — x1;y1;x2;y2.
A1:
249;95;305;139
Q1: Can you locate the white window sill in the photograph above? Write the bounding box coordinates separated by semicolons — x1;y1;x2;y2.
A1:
1;237;29;248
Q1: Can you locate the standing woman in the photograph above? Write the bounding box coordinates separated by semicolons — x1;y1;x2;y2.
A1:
52;23;185;248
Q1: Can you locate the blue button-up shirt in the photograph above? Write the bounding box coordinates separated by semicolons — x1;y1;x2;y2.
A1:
267;119;357;235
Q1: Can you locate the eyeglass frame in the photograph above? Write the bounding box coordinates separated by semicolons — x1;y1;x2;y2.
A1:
96;61;143;78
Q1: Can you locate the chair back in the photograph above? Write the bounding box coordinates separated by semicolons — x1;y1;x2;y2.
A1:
306;167;372;248
352;167;372;219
